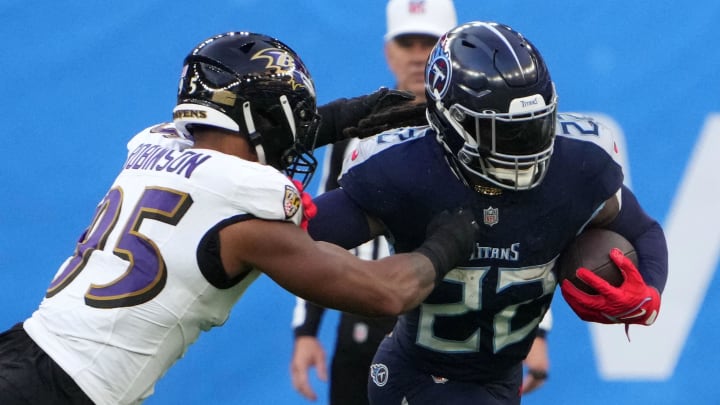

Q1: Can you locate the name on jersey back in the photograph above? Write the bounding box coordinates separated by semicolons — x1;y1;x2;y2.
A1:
124;143;211;179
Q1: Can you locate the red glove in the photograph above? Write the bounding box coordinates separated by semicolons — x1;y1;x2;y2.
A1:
561;248;660;326
290;179;317;230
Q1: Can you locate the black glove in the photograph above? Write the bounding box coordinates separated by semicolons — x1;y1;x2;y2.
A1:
314;87;416;147
414;208;478;284
342;102;428;139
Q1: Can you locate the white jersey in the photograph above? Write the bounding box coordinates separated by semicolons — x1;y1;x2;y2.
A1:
24;123;303;404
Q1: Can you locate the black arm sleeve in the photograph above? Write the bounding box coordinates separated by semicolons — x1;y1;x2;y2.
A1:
315;98;367;148
314;88;416;147
606;185;669;292
293;299;327;338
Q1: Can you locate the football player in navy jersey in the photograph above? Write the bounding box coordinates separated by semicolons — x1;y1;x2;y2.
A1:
307;21;668;404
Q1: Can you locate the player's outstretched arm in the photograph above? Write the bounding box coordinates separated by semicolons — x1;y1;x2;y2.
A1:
219;208;476;316
315;87;417;147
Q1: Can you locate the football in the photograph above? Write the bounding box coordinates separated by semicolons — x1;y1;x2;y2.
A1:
555;228;638;294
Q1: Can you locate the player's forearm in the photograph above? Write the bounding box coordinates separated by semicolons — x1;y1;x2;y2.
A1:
370;253;437;314
331;252;435;316
298;243;434;316
606;186;668;292
314;88;416;148
315;97;353;148
626;221;667;292
292;298;326;338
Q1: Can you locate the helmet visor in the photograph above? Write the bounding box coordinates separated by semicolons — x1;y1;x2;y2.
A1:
449;99;556;158
446;95;557;190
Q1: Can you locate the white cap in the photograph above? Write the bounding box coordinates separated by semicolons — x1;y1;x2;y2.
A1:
385;0;458;41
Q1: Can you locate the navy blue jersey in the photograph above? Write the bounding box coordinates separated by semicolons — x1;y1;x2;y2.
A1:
331;113;624;382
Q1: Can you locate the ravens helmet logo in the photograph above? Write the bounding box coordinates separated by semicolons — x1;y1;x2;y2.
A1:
251;48;313;92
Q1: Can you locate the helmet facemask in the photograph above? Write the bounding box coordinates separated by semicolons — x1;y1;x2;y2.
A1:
438;93;557;190
242;94;321;189
274;96;321;189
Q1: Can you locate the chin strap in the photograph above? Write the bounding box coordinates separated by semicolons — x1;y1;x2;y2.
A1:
279;95;296;140
243;101;266;165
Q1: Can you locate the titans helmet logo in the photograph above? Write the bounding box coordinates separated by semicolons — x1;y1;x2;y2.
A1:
425;40;451;100
251;48;314;94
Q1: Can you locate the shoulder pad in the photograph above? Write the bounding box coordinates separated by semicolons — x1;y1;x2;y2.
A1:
341;126;429;174
127;122;193;153
556;113;628;169
211;158;303;226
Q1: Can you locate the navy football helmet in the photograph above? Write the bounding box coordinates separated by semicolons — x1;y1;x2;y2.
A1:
425;22;558;191
173;32;320;187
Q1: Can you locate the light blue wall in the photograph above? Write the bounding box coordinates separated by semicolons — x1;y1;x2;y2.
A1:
1;1;718;404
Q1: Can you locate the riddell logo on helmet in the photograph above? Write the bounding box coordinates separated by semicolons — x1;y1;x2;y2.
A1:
173;110;208;120
509;94;545;113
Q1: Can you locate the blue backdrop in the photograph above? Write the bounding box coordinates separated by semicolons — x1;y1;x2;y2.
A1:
1;1;718;404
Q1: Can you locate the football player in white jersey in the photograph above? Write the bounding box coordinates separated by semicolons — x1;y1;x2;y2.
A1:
0;32;478;405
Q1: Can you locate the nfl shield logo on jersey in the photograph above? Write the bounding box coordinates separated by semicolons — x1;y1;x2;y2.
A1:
483;206;499;226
